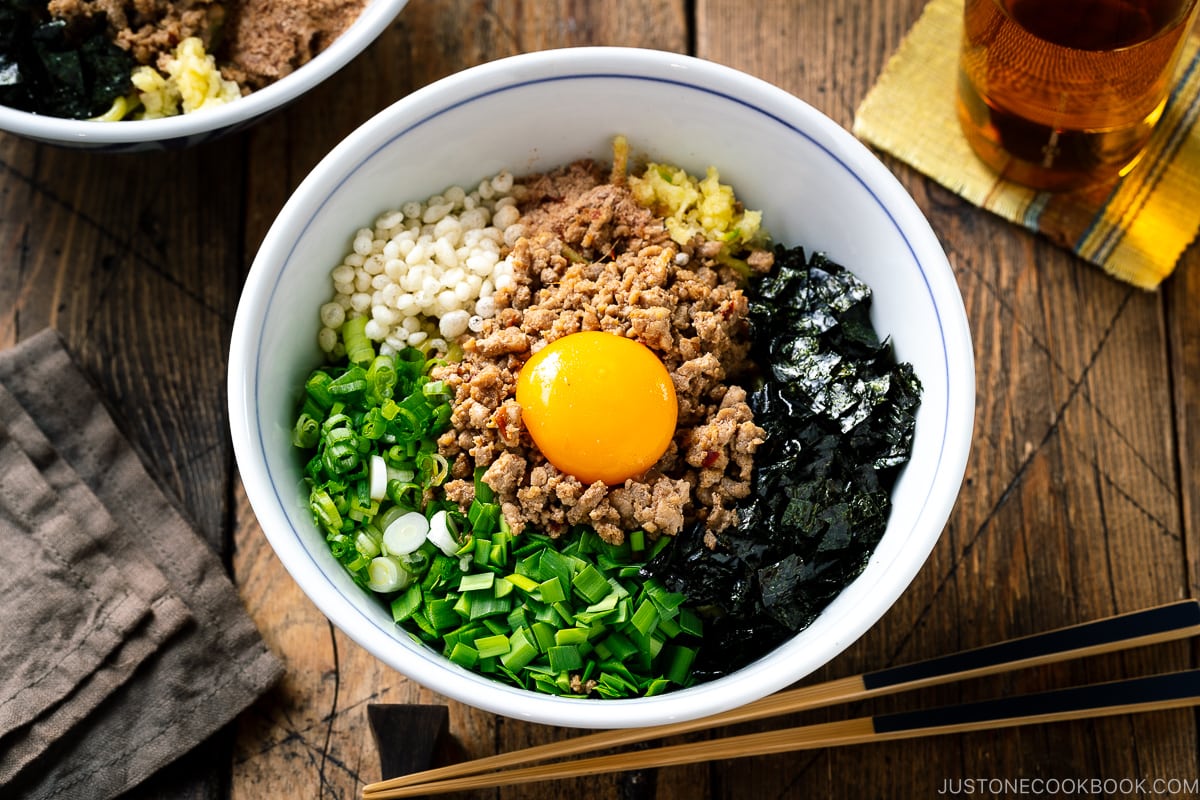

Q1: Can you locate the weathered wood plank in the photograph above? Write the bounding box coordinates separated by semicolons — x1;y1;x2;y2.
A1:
0;138;244;546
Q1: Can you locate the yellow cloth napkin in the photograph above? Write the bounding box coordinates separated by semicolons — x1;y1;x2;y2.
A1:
852;0;1200;290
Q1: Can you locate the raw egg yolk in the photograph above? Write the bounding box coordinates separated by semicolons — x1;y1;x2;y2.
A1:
516;331;678;485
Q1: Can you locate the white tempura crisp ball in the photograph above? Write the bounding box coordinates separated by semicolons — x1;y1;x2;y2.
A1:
318;168;525;351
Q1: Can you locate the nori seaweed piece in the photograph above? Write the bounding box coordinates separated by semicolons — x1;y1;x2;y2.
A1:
643;246;922;680
0;0;133;119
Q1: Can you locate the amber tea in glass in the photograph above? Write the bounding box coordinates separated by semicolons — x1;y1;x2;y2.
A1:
957;0;1200;191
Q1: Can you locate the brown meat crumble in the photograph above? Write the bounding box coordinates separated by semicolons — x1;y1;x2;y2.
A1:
434;159;773;546
47;0;226;65
46;0;366;88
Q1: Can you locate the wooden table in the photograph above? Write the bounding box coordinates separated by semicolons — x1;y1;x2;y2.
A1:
3;0;1198;797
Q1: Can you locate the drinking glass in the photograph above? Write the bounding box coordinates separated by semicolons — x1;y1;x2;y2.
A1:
957;0;1200;191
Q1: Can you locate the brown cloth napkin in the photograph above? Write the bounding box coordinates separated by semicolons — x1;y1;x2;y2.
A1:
0;386;193;783
0;425;152;740
0;329;284;800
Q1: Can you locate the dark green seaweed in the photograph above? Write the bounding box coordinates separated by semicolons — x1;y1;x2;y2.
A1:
643;246;922;680
0;0;133;119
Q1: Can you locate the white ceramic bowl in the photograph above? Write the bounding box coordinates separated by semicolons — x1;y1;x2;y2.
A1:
0;0;408;151
229;47;975;729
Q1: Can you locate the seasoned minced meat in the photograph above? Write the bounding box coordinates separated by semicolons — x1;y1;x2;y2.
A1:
434;159;771;545
218;0;367;89
48;0;366;88
48;0;227;65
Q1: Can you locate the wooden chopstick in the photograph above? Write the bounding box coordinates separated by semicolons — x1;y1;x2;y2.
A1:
365;670;1200;798
361;600;1200;799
